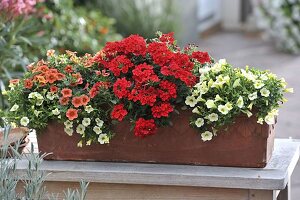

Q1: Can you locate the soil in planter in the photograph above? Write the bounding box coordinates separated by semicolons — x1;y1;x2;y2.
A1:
37;110;275;168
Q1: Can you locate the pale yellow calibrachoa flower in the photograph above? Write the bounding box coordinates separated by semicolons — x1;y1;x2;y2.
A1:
64;120;73;128
218;105;229;115
205;99;216;109
237;96;244;108
84;105;94;113
10;104;19;112
20;117;29;126
95;118;104;127
260;88;270;97
98;134;109;144
248;92;257;100
254;80;265;89
201;131;213;141
82;118;91;127
185;96;197;107
93;126;102;134
76;124;86;135
52;108;60;115
207;113;218;122
195;118;204;127
64;127;73;136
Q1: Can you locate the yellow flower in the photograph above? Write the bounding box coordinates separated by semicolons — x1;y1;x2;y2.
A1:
205;100;216;109
260;88;270;97
201;131;213;141
10;104;19;112
237;96;244;108
20;117;29;126
207;113;218;122
185;96;197;107
218;105;229;115
195;118;204;127
98;134;109;144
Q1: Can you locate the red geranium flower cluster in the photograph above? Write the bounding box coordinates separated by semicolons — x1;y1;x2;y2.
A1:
94;32;211;137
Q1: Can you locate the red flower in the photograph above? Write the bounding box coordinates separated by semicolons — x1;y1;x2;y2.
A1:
111;104;128;121
134;118;157;137
107;55;133;76
122;34;147;56
66;108;78;120
89;87;99;99
61;88;72;97
81;95;90;106
128;86;157;106
113;78;131;99
151;102;173;118
191;51;211;64
24;79;33;89
50;86;58;93
59;97;69;105
147;42;174;66
159;32;175;43
64;65;73;73
132;63;160;84
158;80;177;101
72;96;83;108
103;41;123;55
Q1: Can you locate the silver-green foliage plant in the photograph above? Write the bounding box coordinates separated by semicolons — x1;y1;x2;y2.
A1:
185;59;293;141
89;0;178;38
0;126;89;200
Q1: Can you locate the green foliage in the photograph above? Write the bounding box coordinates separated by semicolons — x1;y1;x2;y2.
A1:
82;0;178;38
0;126;89;199
186;59;292;141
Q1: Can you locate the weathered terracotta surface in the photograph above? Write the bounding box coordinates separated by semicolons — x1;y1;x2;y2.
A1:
37;110;275;168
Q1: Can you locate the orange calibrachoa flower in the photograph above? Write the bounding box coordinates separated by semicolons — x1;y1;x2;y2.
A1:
59;97;69;105
72;96;83;108
9;79;20;85
24;79;33;89
66;108;78;120
35;75;47;84
46;73;58;84
81;95;90;106
61;88;72;97
50;85;58;93
64;65;73;73
34;65;49;73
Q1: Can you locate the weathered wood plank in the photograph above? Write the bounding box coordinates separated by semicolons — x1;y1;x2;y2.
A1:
17;182;250;200
16;139;300;190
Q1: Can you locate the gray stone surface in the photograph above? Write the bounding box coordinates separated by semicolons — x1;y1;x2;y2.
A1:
17;139;299;192
196;31;300;199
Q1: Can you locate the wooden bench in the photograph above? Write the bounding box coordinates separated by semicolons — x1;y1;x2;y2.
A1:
16;139;299;200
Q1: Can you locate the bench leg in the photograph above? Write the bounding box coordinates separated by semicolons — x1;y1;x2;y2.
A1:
277;182;290;200
249;189;275;200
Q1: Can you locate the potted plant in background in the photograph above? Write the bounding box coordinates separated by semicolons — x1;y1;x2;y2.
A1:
0;32;293;167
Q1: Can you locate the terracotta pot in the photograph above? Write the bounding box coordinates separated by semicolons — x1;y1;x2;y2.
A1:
37;110;275;168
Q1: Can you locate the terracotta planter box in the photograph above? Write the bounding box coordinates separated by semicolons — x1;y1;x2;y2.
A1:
37;110;275;168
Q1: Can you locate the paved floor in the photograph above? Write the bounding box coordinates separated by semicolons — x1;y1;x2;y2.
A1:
197;31;300;199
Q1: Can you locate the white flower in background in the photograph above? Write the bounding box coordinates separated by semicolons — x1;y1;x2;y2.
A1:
211;63;222;73
64;120;73;128
95;118;104;127
192;89;200;96
36;99;44;106
34;110;42;117
20;117;29;126
218;105;229;115
254;80;265;89
93;126;102;134
82;118;91;127
52;108;60;115
201;131;213;141
270;109;279;116
219;59;227;65
264;114;275;125
260;88;270;97
233;78;241;88
10;104;19;112
241;69;257;81
64;127;73;136
214;95;223;102
205;100;216;109
207;113;218;122
284;88;294;93
260;74;268;81
237;96;244;108
225;102;233;110
199;66;211;74
243;110;253;117
268;73;277;79
208;79;214;87
195;118;204;127
199;81;209;94
98;134;109;144
185;96;197;107
248;92;258;100
85;105;94;113
76;124;86;135
257;118;264;124
46;92;58;100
